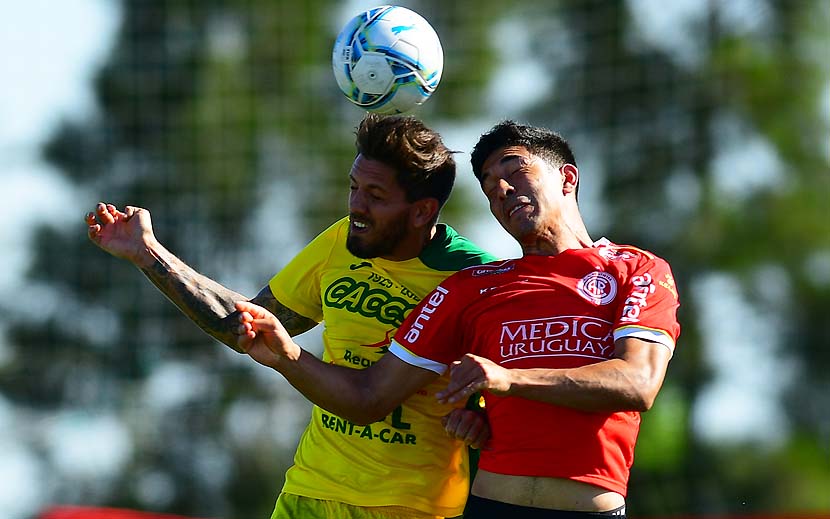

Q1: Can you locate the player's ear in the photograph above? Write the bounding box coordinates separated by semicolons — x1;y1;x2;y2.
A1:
411;198;440;228
561;164;579;195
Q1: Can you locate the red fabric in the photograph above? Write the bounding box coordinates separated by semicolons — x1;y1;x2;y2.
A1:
393;242;681;496
39;506;211;519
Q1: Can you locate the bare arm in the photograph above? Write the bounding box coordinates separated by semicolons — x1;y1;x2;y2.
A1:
436;337;673;413
235;301;439;424
86;203;317;351
141;252;316;350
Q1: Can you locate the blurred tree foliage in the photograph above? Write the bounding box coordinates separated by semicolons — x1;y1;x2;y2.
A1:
5;1;501;517
1;0;827;518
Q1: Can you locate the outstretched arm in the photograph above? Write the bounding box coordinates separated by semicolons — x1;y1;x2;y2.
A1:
86;203;317;351
235;301;440;424
436;337;672;413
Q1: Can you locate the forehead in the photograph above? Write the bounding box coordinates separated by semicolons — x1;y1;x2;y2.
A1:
350;154;400;187
481;145;534;176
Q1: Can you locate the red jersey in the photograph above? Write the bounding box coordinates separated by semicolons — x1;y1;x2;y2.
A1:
389;239;680;496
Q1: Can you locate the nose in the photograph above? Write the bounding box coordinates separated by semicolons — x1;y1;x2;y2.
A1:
495;178;515;199
349;188;367;214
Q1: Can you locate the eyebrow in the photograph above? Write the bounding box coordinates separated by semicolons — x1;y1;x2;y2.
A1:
350;174;388;193
499;154;523;165
482;154;524;179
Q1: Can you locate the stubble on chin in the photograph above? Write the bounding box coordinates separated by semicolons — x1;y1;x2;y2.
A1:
346;213;408;259
347;232;389;259
346;234;371;258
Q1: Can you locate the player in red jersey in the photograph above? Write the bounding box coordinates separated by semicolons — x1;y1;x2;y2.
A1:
235;121;680;519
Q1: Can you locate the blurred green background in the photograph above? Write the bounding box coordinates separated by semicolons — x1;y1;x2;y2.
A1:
1;1;828;518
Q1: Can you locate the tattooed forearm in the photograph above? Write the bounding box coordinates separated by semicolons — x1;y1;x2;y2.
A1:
249;289;318;337
140;249;248;349
138;246;317;353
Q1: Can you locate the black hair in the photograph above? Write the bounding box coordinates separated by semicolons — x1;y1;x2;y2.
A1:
470;120;577;188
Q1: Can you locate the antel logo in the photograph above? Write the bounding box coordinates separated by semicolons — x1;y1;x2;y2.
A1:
402;285;449;343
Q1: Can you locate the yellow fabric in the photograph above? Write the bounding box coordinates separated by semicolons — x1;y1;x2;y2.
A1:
269;217;487;518
272;493;442;519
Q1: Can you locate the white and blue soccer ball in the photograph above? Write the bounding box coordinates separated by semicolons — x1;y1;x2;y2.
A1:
332;5;444;114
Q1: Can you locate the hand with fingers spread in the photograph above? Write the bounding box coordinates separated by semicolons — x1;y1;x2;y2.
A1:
436;354;513;406
234;301;301;369
85;202;157;265
441;407;490;450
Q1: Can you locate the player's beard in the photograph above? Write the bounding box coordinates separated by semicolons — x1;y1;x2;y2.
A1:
347;212;409;259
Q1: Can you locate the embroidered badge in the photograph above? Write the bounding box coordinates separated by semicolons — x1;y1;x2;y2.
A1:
577;271;617;305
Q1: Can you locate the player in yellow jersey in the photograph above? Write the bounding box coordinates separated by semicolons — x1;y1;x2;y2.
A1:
86;113;496;519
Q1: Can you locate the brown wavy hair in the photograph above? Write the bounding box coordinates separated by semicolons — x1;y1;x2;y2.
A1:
355;113;457;210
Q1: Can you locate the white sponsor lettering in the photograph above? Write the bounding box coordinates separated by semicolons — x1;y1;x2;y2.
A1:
498;316;614;363
598;247;636;261
403;285;449;343
471;263;515;277
620;273;655;323
499;338;613;358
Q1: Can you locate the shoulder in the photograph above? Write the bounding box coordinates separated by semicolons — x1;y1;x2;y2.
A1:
437;258;517;292
302;216;349;251
418;223;497;271
594;239;671;269
286;216;352;270
593;240;677;295
318;216;351;242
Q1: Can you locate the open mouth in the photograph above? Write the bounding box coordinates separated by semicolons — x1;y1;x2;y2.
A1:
505;196;533;219
350;218;370;233
507;204;528;218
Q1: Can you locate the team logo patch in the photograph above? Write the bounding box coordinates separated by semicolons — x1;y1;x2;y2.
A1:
577;271;617;305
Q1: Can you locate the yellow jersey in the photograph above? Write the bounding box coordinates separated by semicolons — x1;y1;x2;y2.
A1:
269;217;495;517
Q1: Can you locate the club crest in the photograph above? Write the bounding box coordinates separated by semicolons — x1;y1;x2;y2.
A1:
577;271;617;305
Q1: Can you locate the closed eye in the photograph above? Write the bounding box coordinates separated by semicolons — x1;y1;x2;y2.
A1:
483;168;520;197
350;183;384;201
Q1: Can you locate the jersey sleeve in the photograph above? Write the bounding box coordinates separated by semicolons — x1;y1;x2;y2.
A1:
613;255;681;355
389;275;467;375
268;218;345;322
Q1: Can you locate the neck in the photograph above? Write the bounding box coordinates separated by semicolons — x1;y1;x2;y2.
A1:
520;217;591;256
381;224;437;261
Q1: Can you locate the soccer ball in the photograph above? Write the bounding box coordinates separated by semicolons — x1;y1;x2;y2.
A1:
332;5;443;114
